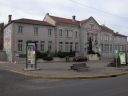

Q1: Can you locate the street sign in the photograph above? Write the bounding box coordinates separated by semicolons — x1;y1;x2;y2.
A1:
113;50;119;57
113;50;119;68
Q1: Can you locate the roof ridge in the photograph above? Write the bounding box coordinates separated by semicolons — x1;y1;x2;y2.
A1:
114;32;127;37
48;15;81;25
50;15;80;22
100;25;113;31
10;18;54;27
14;18;42;22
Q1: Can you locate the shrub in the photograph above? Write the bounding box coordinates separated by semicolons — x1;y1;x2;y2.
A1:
19;54;26;58
36;51;47;59
43;56;53;61
69;51;75;57
88;50;96;54
55;51;75;58
56;51;66;58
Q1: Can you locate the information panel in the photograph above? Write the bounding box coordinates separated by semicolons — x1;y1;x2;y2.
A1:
27;43;36;64
119;52;126;65
26;41;37;69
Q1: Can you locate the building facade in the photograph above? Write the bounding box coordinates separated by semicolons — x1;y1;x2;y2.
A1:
0;23;4;50
4;14;127;62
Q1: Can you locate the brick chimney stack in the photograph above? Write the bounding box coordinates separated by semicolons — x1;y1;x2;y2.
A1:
72;15;76;21
8;15;12;23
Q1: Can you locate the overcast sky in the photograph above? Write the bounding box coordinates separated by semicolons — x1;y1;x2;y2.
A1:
0;0;128;36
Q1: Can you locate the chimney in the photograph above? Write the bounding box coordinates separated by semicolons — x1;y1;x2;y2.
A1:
46;13;49;16
72;15;76;21
8;15;12;23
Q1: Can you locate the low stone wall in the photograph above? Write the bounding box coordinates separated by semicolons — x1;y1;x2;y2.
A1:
14;57;74;64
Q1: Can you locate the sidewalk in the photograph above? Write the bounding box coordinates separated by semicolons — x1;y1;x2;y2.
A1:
0;60;128;79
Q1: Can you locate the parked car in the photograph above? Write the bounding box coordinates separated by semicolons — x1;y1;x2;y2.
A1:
73;56;88;62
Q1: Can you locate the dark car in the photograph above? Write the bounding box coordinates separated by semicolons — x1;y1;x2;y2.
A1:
73;56;88;62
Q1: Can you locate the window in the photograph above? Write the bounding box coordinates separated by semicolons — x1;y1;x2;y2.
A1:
101;44;103;52
59;42;63;51
65;42;69;52
59;29;63;37
66;30;69;37
48;29;52;37
75;42;78;52
87;33;90;41
104;35;109;41
18;26;23;33
109;36;112;41
90;24;94;29
95;33;98;41
18;40;23;51
48;41;52;51
35;41;38;50
69;30;73;37
66;30;73;38
110;44;112;52
70;42;73;52
75;31;78;38
91;33;93;41
34;27;38;36
40;41;45;52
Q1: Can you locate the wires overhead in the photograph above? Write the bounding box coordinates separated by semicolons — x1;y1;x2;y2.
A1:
69;0;127;19
69;0;128;35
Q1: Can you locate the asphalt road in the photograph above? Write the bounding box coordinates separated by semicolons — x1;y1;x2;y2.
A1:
0;69;128;96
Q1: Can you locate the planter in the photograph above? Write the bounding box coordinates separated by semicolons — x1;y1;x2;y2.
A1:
88;54;100;60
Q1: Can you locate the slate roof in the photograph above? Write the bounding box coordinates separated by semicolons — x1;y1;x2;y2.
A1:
100;25;114;33
12;18;54;26
50;15;80;26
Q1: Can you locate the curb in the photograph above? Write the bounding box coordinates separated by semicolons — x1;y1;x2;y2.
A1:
8;69;128;79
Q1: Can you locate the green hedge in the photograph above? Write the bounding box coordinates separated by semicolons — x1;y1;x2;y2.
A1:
43;56;53;61
36;51;47;59
34;51;76;60
55;51;75;58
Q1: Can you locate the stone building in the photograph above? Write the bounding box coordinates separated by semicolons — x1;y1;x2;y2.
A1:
4;14;127;62
0;23;4;50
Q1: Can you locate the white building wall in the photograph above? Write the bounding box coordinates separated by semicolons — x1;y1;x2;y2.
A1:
56;25;80;53
113;35;127;52
4;16;128;62
12;23;55;54
4;24;14;62
100;32;113;58
80;18;101;57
